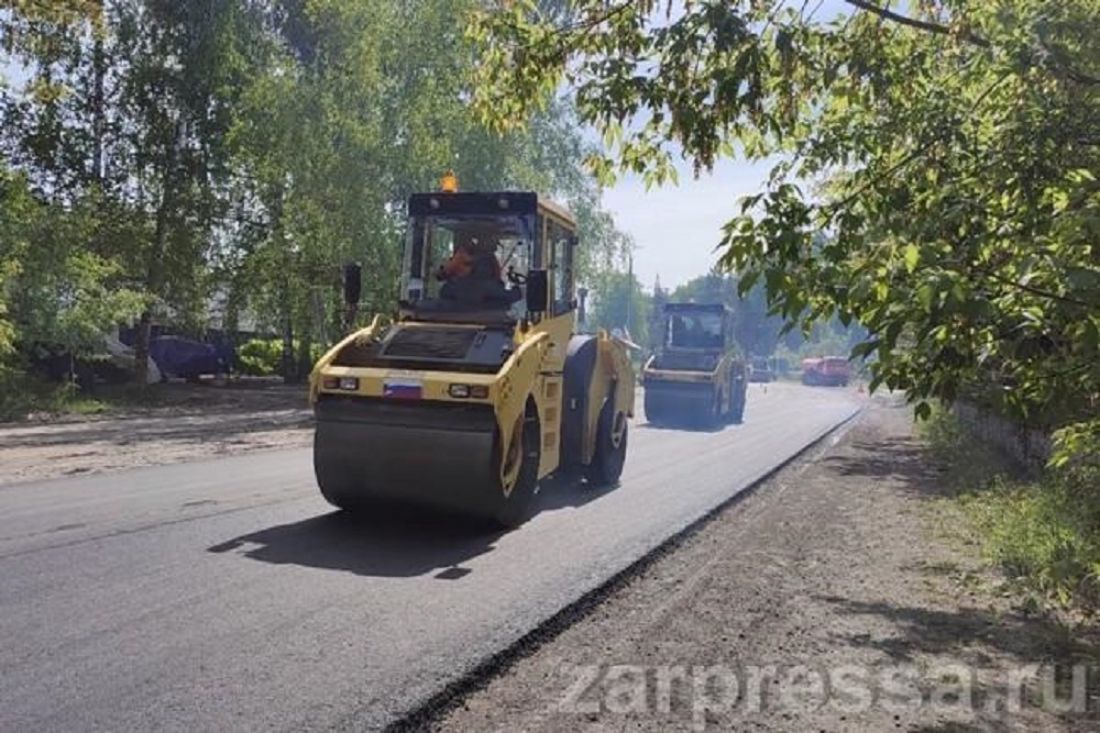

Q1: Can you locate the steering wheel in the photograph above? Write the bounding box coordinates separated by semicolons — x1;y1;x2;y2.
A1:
507;266;527;285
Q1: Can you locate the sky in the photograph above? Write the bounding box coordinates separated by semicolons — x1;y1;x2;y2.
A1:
601;157;776;292
596;0;854;292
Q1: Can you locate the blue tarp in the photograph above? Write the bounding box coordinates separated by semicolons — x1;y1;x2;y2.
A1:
150;336;232;379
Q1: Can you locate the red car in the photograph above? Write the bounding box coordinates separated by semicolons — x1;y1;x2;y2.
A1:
801;356;851;386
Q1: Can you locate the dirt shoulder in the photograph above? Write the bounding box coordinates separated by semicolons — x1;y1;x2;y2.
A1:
429;401;1100;732
0;381;312;485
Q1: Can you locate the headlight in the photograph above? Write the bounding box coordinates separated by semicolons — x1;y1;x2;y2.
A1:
449;384;490;399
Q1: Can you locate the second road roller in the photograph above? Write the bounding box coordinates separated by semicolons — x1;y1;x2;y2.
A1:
309;174;636;528
642;302;748;427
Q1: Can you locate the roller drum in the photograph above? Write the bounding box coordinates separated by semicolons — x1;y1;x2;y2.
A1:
313;395;511;520
643;380;718;427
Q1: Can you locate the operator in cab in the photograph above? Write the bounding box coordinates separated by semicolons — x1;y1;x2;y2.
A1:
436;231;520;308
436;232;501;282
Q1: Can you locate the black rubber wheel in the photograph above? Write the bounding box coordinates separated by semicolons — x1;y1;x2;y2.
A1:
727;374;746;424
587;399;628;487
729;391;745;424
490;405;541;529
703;394;722;429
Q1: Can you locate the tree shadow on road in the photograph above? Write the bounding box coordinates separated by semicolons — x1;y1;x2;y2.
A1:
207;507;503;579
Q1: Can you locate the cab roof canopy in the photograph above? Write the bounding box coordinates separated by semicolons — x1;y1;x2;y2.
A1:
407;191;575;229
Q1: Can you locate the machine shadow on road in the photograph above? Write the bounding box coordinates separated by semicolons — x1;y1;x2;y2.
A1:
532;475;620;513
207;475;623;578
207;507;503;578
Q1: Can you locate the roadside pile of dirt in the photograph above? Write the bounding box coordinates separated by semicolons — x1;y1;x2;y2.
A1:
430;402;1099;732
0;381;312;485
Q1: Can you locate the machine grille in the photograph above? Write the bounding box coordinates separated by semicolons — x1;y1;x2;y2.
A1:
383;327;478;360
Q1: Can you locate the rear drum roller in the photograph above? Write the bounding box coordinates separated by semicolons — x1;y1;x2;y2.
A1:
729;391;745;424
490;404;541;529
703;392;722;429
587;399;628;487
727;375;746;424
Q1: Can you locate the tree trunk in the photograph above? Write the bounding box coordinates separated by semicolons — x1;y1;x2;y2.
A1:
91;35;107;183
296;329;313;384
133;123;180;385
280;307;295;383
133;310;154;386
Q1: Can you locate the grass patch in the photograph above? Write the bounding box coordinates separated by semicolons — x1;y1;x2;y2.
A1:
918;405;1007;496
960;476;1100;610
0;375;141;422
921;408;1100;613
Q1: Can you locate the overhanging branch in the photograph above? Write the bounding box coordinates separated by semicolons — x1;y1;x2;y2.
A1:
843;0;989;47
843;0;1099;85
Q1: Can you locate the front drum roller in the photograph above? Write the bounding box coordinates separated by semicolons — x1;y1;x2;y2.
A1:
312;396;541;529
644;381;718;428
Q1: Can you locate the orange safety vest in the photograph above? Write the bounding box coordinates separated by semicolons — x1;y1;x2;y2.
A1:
440;249;501;280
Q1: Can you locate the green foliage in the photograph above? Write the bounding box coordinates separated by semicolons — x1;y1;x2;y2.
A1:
237;338;323;377
589;269;649;345
961;474;1100;610
0;373;91;422
671;271;784;356
0;0;628;389
237;339;284;377
0;170;145;367
1050;419;1100;470
473;0;1100;437
923;408;1100;610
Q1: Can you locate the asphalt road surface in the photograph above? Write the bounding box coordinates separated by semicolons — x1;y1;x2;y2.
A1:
0;383;861;732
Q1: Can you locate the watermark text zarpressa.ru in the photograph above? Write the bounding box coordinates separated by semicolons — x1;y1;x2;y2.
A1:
556;662;1098;729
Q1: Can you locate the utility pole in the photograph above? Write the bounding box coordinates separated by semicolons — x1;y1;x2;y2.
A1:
624;253;634;337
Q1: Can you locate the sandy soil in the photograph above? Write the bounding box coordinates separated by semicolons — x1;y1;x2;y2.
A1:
0;382;313;485
429;401;1100;732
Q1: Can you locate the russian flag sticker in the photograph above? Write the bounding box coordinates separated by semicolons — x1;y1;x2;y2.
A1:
383;378;423;400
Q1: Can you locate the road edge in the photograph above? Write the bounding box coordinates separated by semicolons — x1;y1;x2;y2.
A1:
381;404;865;732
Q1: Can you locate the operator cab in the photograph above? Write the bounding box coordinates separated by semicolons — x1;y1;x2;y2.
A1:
663;303;728;351
651;303;731;371
400;180;577;326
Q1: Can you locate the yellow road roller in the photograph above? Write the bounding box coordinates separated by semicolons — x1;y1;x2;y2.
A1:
642;302;747;427
309;179;635;527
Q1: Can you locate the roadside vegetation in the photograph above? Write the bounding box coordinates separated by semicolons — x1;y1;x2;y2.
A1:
475;0;1098;445
476;0;1100;614
0;0;635;417
922;408;1100;613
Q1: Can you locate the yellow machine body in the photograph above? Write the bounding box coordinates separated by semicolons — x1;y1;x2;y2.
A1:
309;190;635;526
641;302;747;427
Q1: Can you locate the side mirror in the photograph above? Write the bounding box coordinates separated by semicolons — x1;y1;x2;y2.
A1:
343;263;362;306
576;287;589;325
525;269;549;314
